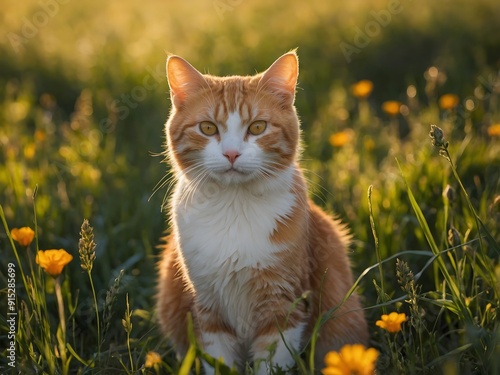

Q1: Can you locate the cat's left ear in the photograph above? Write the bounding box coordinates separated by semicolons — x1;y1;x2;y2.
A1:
167;55;206;107
260;51;299;105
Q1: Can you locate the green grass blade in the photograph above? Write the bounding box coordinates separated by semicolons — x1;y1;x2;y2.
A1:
396;159;473;325
368;185;388;311
178;344;197;375
67;343;93;367
0;204;29;290
425;343;473;368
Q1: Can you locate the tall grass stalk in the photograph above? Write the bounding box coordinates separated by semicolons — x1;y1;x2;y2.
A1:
122;294;134;373
54;275;69;375
78;219;101;360
0;205;29;292
430;125;499;290
431;124;495;255
368;185;388;312
88;275;100;359
397;158;473;325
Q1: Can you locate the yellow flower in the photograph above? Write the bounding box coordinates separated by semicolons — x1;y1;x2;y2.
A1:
376;312;407;333
352;80;374;99
329;130;353;147
439;94;459;110
322;344;379;375
36;249;73;277
382;101;402;116
11;227;35;247
487;124;500;137
24;143;36;159
144;351;162;368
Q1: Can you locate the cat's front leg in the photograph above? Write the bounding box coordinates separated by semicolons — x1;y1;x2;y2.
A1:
252;322;306;375
200;329;239;374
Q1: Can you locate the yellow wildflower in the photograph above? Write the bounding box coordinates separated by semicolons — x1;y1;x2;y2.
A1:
144;351;162;368
24;143;36;159
382;101;402;116
439;94;459;110
329;130;353;148
376;312;407;333
11;227;35;247
352;80;374;99
487;124;500;137
36;249;73;277
322;344;379;375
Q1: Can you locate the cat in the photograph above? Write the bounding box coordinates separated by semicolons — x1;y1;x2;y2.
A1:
157;51;369;374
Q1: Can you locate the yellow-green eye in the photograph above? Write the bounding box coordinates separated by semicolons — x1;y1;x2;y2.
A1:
248;120;267;135
200;121;218;136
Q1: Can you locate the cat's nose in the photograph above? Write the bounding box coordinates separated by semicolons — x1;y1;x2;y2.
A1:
224;150;241;165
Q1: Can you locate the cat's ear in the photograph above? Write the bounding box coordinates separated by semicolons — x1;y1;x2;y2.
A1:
260;51;298;105
167;55;206;107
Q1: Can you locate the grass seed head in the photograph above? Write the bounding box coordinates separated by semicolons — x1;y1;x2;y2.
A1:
448;227;462;247
429;124;449;148
79;219;96;272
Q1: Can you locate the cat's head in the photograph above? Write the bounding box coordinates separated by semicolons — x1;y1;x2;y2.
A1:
165;51;300;187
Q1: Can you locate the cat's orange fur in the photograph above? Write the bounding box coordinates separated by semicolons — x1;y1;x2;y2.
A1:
157;51;368;373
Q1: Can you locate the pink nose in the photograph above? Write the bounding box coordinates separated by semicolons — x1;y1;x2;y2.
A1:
224;150;240;165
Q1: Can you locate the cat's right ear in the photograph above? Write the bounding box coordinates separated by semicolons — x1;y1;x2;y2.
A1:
166;55;206;107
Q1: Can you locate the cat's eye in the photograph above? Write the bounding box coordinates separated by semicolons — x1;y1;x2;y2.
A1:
248;120;267;135
199;121;218;136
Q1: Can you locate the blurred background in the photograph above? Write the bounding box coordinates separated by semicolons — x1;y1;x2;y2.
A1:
1;0;499;371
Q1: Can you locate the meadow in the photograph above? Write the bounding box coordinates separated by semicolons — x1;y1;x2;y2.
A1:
0;0;499;373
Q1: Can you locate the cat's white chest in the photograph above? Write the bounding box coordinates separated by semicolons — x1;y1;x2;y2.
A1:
173;172;296;325
174;177;295;269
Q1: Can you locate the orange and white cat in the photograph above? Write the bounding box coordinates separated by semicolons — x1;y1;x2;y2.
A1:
157;51;368;374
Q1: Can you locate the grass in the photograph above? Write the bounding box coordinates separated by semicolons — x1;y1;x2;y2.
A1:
1;0;500;373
